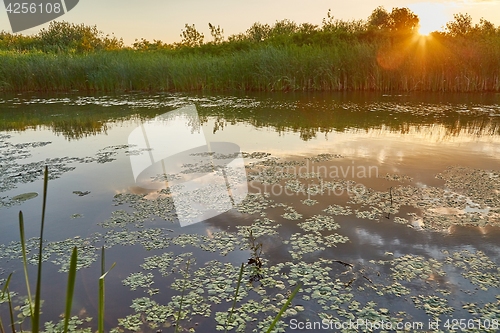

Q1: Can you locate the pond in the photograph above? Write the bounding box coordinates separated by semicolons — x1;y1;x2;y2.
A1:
1;91;499;332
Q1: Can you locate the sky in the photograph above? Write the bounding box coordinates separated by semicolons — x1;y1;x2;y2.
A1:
1;0;499;45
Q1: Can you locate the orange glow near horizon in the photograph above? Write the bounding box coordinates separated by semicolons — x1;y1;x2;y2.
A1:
376;29;439;72
409;2;451;36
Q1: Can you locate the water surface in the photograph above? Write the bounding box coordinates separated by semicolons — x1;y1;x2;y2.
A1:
1;92;499;332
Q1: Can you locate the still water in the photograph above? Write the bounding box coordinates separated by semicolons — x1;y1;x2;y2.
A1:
1;92;499;332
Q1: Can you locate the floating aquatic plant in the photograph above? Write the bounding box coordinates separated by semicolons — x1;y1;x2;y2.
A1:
298;215;340;232
444;250;500;290
2;140;500;332
388;254;444;282
236;193;273;215
123;272;155;291
411;294;454;319
323;204;352;216
373;282;410;297
284;180;305;194
382;173;413;183
300;198;318;206
237;218;281;240
305;153;343;162
281;207;302;221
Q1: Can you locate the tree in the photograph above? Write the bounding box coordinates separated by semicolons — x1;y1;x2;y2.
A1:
368;6;390;30
387;7;419;33
38;21;101;52
321;9;336;32
298;23;318;35
270;19;298;37
245;22;271;42
208;23;224;45
36;21;123;52
476;18;496;36
446;13;473;37
180;24;204;47
367;7;419;34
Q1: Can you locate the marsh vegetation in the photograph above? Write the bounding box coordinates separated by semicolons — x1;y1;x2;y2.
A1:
0;7;499;92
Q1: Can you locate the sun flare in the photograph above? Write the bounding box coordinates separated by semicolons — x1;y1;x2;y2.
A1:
408;2;450;35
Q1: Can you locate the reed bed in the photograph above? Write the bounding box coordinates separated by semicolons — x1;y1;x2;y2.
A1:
1;37;499;93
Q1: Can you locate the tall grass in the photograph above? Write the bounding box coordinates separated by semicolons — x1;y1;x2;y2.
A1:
0;274;14;333
225;263;244;333
98;247;115;333
32;166;49;333
265;282;302;333
18;213;33;320
1;35;499;92
63;247;78;333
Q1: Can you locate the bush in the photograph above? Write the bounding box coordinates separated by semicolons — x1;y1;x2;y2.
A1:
36;21;123;53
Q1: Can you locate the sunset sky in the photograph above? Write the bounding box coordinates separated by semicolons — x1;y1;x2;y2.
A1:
1;0;499;45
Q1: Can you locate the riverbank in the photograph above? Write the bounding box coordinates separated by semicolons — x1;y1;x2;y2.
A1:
1;8;499;93
1;39;499;93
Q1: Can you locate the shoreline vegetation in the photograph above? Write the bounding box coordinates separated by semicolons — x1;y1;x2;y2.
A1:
0;7;499;93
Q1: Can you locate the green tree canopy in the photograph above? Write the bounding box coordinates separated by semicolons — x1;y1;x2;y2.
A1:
368;7;419;34
180;24;204;47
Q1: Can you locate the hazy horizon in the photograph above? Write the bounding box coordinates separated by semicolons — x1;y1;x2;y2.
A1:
1;0;499;45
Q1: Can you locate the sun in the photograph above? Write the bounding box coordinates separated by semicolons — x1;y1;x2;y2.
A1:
408;2;450;35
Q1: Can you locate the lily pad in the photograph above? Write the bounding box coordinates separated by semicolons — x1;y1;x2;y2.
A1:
12;192;38;201
73;190;90;196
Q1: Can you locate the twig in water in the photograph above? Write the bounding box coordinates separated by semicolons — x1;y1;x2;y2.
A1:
386;186;393;219
333;260;354;268
174;259;192;333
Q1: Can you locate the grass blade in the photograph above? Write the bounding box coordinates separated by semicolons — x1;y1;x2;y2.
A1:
98;246;116;333
0;308;3;333
98;246;105;333
1;274;15;333
0;273;15;333
63;247;78;333
6;290;15;333
265;282;302;333
225;263;244;333
33;166;49;333
18;211;34;320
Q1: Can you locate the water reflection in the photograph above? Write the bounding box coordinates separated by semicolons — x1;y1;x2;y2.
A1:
1;92;499;142
1;92;500;332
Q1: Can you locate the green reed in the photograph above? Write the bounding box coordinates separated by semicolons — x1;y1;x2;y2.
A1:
0;274;14;333
224;263;245;333
63;247;78;333
18;213;33;321
98;247;115;333
32;166;49;333
1;34;499;93
265;282;302;333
